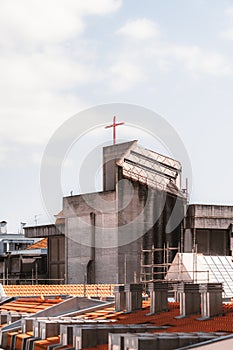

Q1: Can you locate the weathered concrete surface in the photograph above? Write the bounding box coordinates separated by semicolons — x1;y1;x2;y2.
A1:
63;179;184;284
25;141;185;285
24;224;64;238
184;204;233;255
103;140;136;191
186;204;233;229
63;190;118;284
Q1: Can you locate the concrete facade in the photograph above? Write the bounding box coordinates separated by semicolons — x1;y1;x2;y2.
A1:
184;204;233;255
24;141;233;285
25;224;65;283
61;141;184;284
25;141;185;284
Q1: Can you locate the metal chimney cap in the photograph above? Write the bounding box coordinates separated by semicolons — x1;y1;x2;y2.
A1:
0;221;7;225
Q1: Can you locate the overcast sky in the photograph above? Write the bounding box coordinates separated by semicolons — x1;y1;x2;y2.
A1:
1;0;233;232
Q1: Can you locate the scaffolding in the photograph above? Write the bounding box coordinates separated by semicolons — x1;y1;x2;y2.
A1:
140;242;178;284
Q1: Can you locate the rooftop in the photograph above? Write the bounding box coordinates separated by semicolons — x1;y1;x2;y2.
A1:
26;238;48;250
0;296;62;314
4;299;233;350
2;282;233;350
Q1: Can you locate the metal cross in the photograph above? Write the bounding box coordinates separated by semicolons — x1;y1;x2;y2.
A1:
105;116;125;145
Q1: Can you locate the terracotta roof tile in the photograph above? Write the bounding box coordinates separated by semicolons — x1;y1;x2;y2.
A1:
26;238;47;250
3;284;115;297
5;299;233;350
33;336;60;350
81;301;233;333
0;296;62;314
15;332;33;350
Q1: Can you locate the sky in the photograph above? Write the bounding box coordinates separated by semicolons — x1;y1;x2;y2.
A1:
1;0;233;232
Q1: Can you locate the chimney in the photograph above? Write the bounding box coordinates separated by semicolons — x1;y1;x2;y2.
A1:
0;221;7;234
124;283;142;312
148;282;168;314
199;283;223;319
114;285;126;311
177;283;201;318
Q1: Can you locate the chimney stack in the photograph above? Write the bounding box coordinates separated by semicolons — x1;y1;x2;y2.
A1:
0;221;7;234
124;284;142;312
148;282;168;314
114;285;126;311
199;283;223;319
177;283;201;318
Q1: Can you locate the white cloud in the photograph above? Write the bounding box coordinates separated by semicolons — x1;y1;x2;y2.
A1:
111;18;233;89
0;0;122;48
0;3;83;48
221;6;233;40
117;18;160;40
0;0;122;151
0;47;93;145
0;93;86;145
167;45;232;77
108;62;144;92
110;17;232;92
0;4;232;153
104;43;232;95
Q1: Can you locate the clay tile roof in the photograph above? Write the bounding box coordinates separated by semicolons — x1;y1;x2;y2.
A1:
33;336;60;350
81;301;233;333
3;284;115;297
5;299;233;350
26;238;47;250
0;296;62;314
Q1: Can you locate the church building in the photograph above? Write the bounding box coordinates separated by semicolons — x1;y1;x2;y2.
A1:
25;140;185;284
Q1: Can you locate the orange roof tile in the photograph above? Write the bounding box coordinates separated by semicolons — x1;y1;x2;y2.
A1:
33;336;60;350
15;332;33;350
5;299;233;350
26;238;47;250
0;296;62;314
81;301;233;334
3;284;115;297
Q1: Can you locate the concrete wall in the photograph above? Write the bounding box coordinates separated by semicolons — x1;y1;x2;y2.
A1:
25;224;64;238
184;204;232;255
24;142;185;284
63;164;184;284
186;205;233;229
48;235;65;282
117;171;183;283
63;191;119;284
184;229;230;255
103;141;136;191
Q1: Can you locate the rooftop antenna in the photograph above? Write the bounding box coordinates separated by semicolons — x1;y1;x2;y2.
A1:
20;222;26;234
34;214;41;226
105;116;125;145
186;177;189;201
